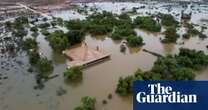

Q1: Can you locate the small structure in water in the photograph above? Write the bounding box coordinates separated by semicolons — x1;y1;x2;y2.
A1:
63;43;110;68
120;40;127;53
181;10;192;20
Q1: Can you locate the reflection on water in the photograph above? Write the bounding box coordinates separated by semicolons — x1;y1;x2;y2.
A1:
52;52;66;65
1;2;208;110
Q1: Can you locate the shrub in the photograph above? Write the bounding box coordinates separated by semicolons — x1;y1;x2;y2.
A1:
31;32;39;38
160;14;178;27
38;23;50;29
127;35;143;47
30;26;38;32
182;33;190;39
134;16;161;32
47;31;68;52
162;27;179;43
67;30;84;45
36;57;54;78
111;25;136;40
64;66;83;81
22;38;38;50
12;28;28;38
65;20;86;30
116;48;208;96
116;76;134;96
186;23;200;36
74;96;96;110
40;29;50;36
28;51;40;65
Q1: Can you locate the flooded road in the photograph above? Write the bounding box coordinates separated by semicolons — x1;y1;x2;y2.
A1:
1;2;208;110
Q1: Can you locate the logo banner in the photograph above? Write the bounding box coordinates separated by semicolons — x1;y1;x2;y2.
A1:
133;81;208;110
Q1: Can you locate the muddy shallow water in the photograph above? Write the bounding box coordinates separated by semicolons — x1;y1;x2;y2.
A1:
1;2;208;110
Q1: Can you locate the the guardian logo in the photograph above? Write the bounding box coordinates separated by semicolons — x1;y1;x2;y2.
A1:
136;83;197;104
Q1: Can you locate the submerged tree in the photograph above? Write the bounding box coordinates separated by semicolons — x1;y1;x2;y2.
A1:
36;57;54;79
28;51;40;65
64;66;83;81
134;16;161;32
47;30;68;52
67;30;84;45
111;25;136;40
22;38;38;51
115;48;208;96
74;96;96;110
159;14;178;27
126;35;143;47
162;27;179;43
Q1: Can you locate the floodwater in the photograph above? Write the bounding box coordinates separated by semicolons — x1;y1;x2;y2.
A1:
1;2;208;110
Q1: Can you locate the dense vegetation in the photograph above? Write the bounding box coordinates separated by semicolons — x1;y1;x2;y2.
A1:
126;35;144;47
176;48;208;70
46;30;68;52
4;17;29;38
30;26;38;32
46;30;84;52
85;11;118;35
159;14;178;27
116;48;208;96
74;96;96;110
111;25;136;40
65;11;144;47
9;16;55;80
36;57;54;79
22;38;38;50
134;16;161;32
186;23;200;36
40;29;50;36
28;50;40;65
183;23;206;39
27;49;54;79
162;27;179;43
182;33;190;39
51;17;64;26
38;22;51;29
63;66;83;81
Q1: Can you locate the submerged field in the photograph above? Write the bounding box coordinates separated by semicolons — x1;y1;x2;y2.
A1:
1;2;208;110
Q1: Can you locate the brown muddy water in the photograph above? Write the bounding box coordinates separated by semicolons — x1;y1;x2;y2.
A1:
1;2;208;110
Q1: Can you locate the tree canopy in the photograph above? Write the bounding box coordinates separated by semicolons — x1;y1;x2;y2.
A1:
134;16;161;32
74;96;96;110
162;27;179;43
116;48;208;96
159;14;178;27
126;35;143;47
64;66;83;81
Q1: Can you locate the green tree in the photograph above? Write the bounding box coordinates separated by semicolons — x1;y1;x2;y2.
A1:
47;31;68;52
74;96;96;110
64;66;83;81
174;68;195;80
160;14;178;27
162;27;179;43
22;38;38;50
116;76;134;96
30;26;38;32
36;57;54;78
28;51;40;65
134;16;161;32
111;25;136;40
127;35;143;47
67;30;84;45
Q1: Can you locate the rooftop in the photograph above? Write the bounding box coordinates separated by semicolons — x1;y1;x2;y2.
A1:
63;43;110;68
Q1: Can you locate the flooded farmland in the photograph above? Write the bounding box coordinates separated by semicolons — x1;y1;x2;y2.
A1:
1;2;208;110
